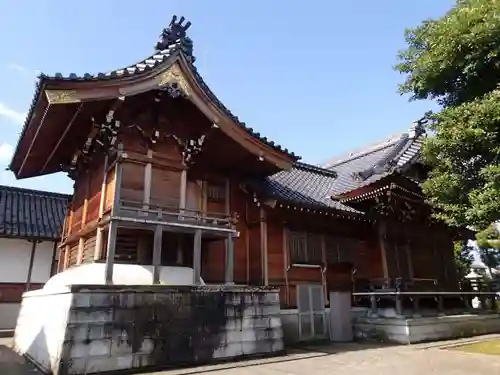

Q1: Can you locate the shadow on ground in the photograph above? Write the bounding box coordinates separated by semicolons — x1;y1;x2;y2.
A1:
154;341;397;375
0;340;38;375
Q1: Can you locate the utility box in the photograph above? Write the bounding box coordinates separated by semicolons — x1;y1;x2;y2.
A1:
329;292;353;342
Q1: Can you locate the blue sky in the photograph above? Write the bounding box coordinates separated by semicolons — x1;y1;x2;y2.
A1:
0;0;455;194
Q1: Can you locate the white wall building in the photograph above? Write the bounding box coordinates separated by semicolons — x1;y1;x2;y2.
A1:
0;185;69;330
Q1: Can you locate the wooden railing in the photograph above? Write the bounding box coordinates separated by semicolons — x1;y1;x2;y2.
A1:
353;276;500;317
115;199;235;229
353;290;499;317
354;277;440;293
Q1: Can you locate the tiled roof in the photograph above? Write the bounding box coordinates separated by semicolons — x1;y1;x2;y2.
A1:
250;121;425;214
323;121;425;197
251;162;361;214
0;185;71;240
12;16;299;169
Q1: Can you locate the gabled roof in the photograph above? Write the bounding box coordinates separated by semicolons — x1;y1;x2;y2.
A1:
249;121;426;216
0;185;71;240
10;16;298;179
323;121;425;197
250;162;361;214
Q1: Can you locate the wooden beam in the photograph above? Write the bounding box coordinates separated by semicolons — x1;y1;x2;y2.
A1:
25;241;37;292
18;103;51;177
152;225;163;284
40;103;84;173
193;229;202;285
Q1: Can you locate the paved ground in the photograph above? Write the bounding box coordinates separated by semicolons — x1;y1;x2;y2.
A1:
2;336;500;375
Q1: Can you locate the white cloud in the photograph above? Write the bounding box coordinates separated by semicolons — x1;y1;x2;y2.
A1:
7;62;26;72
0;103;25;124
0;143;13;164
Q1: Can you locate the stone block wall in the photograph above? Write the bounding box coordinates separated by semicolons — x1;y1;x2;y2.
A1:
15;285;284;375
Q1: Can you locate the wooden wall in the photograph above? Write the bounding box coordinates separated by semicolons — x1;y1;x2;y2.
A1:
202;180;251;284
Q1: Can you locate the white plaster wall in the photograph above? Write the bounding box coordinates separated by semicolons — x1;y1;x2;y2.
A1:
44;264;204;289
0;238;54;283
0;303;21;330
14;289;72;374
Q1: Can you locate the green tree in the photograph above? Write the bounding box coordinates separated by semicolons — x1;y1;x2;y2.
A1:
395;0;500;229
454;239;475;278
476;223;500;277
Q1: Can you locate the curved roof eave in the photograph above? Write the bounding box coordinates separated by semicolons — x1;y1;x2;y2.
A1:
10;44;299;175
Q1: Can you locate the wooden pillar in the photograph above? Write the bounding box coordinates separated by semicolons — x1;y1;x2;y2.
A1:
25;240;37;292
63;245;70;271
225;233;235;284
377;221;389;279
224;179;233;284
320;234;327;302
104;148;123;284
405;243;414;279
143;149;153;209
152;225;163;284
49;241;57;277
193;229;202;285
260;208;268;286
98;155;109;218
104;222;118;284
179;169;187;209
81;171;90;228
76;237;85;264
282;227;290;306
94;155;109;261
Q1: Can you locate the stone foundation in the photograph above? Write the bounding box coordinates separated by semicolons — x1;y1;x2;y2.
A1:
14;285;284;374
354;313;500;344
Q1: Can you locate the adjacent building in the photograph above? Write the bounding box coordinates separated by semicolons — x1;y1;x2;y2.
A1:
0;185;69;329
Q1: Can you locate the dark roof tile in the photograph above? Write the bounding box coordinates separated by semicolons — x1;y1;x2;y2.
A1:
323;121;425;196
251;162;361;214
0;185;71;240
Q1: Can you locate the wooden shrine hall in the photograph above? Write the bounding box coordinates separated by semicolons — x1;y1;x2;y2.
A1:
9;15;471;334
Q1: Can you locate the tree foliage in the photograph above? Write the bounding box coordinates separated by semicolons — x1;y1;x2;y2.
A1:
454;239;475;277
396;0;500;229
396;0;500;107
476;223;500;276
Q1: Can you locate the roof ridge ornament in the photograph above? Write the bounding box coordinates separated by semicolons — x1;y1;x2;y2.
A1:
155;15;194;57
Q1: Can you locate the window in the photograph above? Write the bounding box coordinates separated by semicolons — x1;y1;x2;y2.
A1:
288;231;323;265
207;182;225;202
324;236;358;265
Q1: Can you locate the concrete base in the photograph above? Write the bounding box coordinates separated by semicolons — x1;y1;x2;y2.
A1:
14;285;284;375
354;313;500;344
